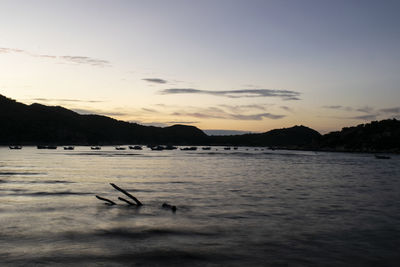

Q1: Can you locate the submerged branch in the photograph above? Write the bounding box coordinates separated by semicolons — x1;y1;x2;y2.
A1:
110;183;143;206
118;197;137;206
96;195;116;206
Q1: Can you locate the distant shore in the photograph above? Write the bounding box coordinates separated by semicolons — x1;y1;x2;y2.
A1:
2;94;400;153
3;144;399;154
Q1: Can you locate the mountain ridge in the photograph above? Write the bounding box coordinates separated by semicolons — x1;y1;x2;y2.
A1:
1;94;399;153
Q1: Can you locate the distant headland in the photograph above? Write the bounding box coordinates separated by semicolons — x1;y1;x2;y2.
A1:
1;94;399;153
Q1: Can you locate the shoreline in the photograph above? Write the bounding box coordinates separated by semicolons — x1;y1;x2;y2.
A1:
2;144;399;155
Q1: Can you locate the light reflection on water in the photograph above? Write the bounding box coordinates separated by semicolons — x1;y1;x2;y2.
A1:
0;146;399;266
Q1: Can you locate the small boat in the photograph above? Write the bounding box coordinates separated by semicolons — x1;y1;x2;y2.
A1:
164;145;178;150
91;146;101;150
233;147;238;150
64;146;74;150
202;147;211;150
115;146;126;150
129;145;142;150
180;146;197;151
151;145;165;151
37;145;57;149
375;155;391;159
9;146;22;149
224;147;231;150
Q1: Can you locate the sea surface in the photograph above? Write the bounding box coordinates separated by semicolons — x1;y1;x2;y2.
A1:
0;146;399;266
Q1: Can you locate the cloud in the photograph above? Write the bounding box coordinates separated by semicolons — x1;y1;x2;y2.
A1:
129;121;169;127
323;105;380;121
171;109;285;121
160;88;301;100
356;106;374;113
351;114;378;120
219;104;267;112
32;98;103;103
280;106;292;112
166;121;199;124
142;78;167;84
380;107;400;114
35;54;57;59
324;105;343;109
60;56;110;67
72;108;128;117
171;112;224;119
0;47;110;67
0;47;24;53
322;105;354;111
230;113;285;120
142;108;158;113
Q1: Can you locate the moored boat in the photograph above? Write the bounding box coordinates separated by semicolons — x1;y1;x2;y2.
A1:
37;145;57;149
164;145;178;150
180;146;197;151
150;145;165;151
9;146;22;149
129;145;142;150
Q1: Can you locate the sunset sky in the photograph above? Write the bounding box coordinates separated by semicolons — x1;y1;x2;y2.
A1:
1;0;400;134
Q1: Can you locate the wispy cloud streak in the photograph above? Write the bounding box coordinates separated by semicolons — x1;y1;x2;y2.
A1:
143;78;167;84
324;104;400;121
219;104;267;113
322;105;354;111
32;98;103;103
380;107;400;114
351;114;378;120
71;108;128;117
160;88;301;100
171;109;285;121
60;56;110;67
0;47;110;67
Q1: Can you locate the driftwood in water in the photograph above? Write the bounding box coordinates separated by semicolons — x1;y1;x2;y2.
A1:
110;183;143;206
96;195;116;206
118;197;137;206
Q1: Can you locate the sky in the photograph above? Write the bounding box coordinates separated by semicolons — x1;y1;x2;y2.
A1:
1;0;400;134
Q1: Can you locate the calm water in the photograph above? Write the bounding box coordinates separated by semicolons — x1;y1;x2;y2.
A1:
0;146;399;266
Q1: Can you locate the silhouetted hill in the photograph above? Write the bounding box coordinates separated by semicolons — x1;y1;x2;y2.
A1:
209;125;321;147
315;119;400;153
3;94;398;152
0;94;207;145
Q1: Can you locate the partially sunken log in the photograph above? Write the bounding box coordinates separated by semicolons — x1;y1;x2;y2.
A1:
96;195;116;206
110;183;143;206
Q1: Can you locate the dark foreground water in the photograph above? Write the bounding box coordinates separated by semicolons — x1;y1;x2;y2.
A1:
0;146;399;266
